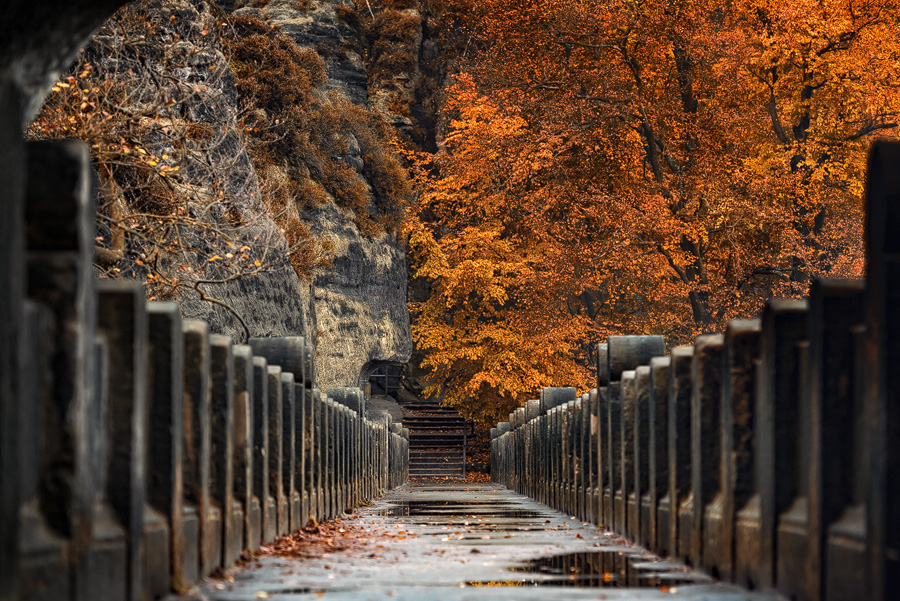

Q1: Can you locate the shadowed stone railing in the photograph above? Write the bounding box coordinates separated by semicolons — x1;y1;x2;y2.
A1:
2;139;409;600
491;142;900;601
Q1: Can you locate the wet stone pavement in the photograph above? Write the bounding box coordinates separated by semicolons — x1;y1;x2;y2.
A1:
197;482;786;601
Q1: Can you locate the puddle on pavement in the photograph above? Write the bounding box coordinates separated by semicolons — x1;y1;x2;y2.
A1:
490;550;714;588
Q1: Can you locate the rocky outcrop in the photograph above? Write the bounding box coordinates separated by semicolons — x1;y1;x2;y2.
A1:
229;0;413;389
235;0;368;104
309;203;411;388
24;0;418;390
36;0;319;350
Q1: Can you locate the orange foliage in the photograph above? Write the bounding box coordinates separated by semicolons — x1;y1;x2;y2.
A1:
409;0;899;424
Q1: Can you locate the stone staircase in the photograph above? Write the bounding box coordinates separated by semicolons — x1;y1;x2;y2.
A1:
401;402;468;479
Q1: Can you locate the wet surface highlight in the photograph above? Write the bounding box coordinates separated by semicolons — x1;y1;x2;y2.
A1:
195;482;786;601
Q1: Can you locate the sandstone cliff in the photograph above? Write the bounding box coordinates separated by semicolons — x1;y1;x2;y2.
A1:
27;0;416;389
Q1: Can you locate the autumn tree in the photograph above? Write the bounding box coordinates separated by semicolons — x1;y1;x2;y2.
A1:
408;0;899;424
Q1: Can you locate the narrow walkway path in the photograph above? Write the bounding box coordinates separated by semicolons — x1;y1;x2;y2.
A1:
198;482;785;601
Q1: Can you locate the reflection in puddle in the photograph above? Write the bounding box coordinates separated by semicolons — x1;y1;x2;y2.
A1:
498;550;714;588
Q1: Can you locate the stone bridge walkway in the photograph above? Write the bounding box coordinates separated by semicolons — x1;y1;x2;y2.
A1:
195;482;785;601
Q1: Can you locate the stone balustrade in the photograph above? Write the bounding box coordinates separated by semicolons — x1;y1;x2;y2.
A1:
490;141;900;601
5;140;409;600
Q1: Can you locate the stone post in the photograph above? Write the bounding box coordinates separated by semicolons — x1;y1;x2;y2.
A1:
97;280;154;600
703;320;760;580
252;358;274;543
16;302;69;601
589;388;600;525
232;346;257;551
634;366;651;547
649;357;671;554
182;321;217;577
668;345;694;561
734;299;807;589
608;377;622;531
210;336;240;567
804;279;865;601
280;373;298;532
23;141;116;600
83;335;129;599
146;303;185;590
0;81;25;601
621;371;636;536
294;383;307;525
526;400;540;498
690;334;724;568
305;387;318;521
864;141;900;601
266;366;286;536
579;393;590;520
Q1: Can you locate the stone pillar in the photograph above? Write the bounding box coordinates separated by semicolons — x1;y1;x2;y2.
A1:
182;321;217;577
324;398;335;518
649;357;671;555
313;393;324;520
735;299;807;590
596;343;609;390
232;346;257;551
864;141;900;601
266;366;286;536
668;345;694;561
621;371;636;537
579;393;590;520
609;378;622;531
599;384;612;528
294;383;307;526
525;400;540;498
690;334;724;568
497;422;511;487
608;335;665;533
210;336;240;568
23;140;116;600
803;279;866;601
589;388;600;525
305;386;318;521
82;335;130;600
490;428;498;482
702;320;760;581
0;80;25;601
562;403;573;511
634;366;651;547
146;303;185;590
280;373;298;532
251;357;274;543
596;343;609;524
97;281;155;600
16;302;69;601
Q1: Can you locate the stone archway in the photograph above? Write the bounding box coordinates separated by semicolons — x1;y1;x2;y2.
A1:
358;359;406;397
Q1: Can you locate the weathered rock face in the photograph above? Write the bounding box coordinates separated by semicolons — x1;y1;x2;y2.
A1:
22;0;416;390
229;0;413;389
309;203;411;388
235;0;368;104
